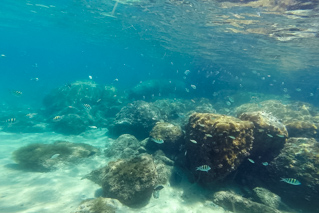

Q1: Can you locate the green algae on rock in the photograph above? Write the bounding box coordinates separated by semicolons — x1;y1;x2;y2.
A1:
184;113;254;183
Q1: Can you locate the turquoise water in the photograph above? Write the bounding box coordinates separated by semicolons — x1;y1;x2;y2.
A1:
0;0;319;212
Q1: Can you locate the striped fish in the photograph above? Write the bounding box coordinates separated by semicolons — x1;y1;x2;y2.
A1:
280;178;301;185
151;138;164;144
196;165;211;172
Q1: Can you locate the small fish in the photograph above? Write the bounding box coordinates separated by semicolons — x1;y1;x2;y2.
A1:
88;75;93;79
53;116;62;121
262;162;268;166
228;136;236;139
226;101;231;106
267;134;273;138
198;123;206;127
280;178;301;185
191;84;196;89
6;118;16;123
151;138;164;144
205;134;213;137
88;126;98;129
83;104;92;110
258;129;264;132
276;134;285;138
196;165;211;172
248;158;255;163
295;88;301;92
185;88;189;93
11;90;22;97
190;139;197;144
50;154;60;159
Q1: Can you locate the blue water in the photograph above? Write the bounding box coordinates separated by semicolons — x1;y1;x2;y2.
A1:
1;0;319;212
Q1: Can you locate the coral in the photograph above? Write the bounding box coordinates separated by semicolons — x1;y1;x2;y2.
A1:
101;154;157;207
12;141;98;172
184;113;254;183
239;111;287;161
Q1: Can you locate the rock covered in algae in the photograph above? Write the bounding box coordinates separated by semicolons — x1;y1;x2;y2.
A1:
104;134;146;159
184;113;254;183
262;137;319;212
101;154;157;207
12;141;98;172
110;101;163;139
235;100;319;139
212;191;281;213
239;111;287;161
43;80;123;134
72;197;130;213
147;122;183;153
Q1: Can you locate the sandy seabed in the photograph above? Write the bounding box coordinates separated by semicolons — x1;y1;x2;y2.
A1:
0;130;225;213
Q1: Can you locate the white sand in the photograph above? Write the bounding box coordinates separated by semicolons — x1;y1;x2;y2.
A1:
0;131;225;213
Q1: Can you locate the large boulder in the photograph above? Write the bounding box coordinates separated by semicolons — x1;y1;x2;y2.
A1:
239;111;287;162
184;113;254;183
101;154;157;207
109;101;163;139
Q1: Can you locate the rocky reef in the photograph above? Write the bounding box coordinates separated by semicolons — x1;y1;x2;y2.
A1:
183;113;254;183
212;191;282;213
239;111;287;162
86;154;158;207
147;122;183;154
109;101;163;139
235;100;319;139
104;134;146;159
263;137;319;212
12;141;98;172
43;80;123;134
127;79;186;101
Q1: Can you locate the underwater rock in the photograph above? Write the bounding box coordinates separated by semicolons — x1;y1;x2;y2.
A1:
239;111;287;161
235;100;319;139
72;197;130;213
104;134;145;159
212;191;281;213
109;101;163;139
51;113;89;135
152;150;174;185
147;122;183;154
285;120;318;138
252;187;282;209
43;80;123;134
184;113;254;183
127;79;186;101
12;141;98;172
101;154;157;207
261;137;319;212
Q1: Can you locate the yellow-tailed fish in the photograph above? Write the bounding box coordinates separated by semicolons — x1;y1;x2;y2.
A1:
280;178;301;185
